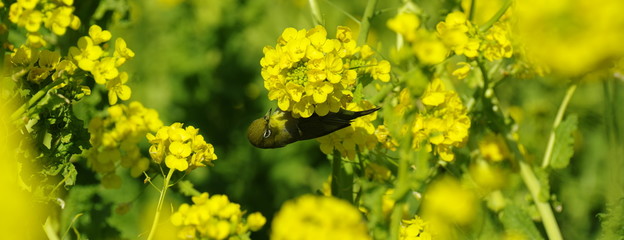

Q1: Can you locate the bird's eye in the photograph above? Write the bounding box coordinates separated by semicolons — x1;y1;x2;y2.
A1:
263;129;271;138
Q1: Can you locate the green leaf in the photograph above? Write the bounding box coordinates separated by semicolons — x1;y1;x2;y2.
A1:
62;162;77;187
500;204;545;240
550;114;577;169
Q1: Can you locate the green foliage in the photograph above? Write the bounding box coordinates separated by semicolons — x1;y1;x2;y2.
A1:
550;114;578;169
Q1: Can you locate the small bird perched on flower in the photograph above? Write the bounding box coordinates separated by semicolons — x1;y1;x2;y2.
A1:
247;107;380;148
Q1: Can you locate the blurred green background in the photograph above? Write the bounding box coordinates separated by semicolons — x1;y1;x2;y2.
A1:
56;0;624;239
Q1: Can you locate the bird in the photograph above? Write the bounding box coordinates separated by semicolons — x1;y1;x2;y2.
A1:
247;107;380;148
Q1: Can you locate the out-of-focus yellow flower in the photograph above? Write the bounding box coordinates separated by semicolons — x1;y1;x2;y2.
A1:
478;133;510;162
481;23;513;61
515;0;624;76
421;176;476;226
452;62;471;80
26;32;47;48
10;44;39;67
437;11;480;58
412;79;470;161
87;102;164;187
470;159;508;192
170;193;264;239
387;12;420;42
400;215;432;240
271;195;371;240
261;25;390;118
147;122;217;173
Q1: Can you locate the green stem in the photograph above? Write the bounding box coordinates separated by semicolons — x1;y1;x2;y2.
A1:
478;0;512;32
308;0;323;26
357;0;378;45
541;83;577;168
468;0;476;22
331;150;353;203
389;143;411;240
518;160;563;240
10;80;65;122
146;168;175;240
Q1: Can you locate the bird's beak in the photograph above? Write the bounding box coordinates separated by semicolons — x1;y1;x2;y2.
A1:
263;108;272;121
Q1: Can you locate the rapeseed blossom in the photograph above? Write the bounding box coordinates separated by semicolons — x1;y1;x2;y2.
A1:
387;12;448;65
412;79;470;161
8;0;80;35
170;193;265;240
69;25;135;104
87;102;163;188
146;122;217;172
260;25;390;118
271;194;370;240
317;101;396;159
399;215;432;240
421;176;477;239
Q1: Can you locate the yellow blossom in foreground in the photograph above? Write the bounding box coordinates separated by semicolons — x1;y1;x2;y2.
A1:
412;79;470;161
421;175;477;226
400;215;432;240
147;123;217;172
170;193;265;240
272;195;370;240
261;25;389;118
515;0;624;76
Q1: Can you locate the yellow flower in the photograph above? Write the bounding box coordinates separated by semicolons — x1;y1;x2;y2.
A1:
421;176;476;225
387;12;420;42
481;23;513;61
147;123;217;173
478;133;510;162
92;57;119;85
88;24;111;44
412;79;470;161
470;159;508;191
271;195;370;240
26;32;47;48
412;34;448;65
436;11;480;58
170;193;264;239
452;62;471;80
515;0;624;76
247;212;266;231
400;215;432;240
114;38;135;66
44;6;77;35
261;25;390;118
87;102;164;187
10;44;39;67
69;36;103;71
106;72;132;105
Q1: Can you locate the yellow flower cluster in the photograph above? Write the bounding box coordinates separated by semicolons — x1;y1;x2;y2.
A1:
317;101;397;160
399;216;432;240
260;25;390;118
271;194;371;240
387;12;448;65
412;79;470;161
170;193;265;240
87;102;164;188
146;123;217;172
435;11;512;62
9;45;81;86
69;25;135;105
8;0;80;45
